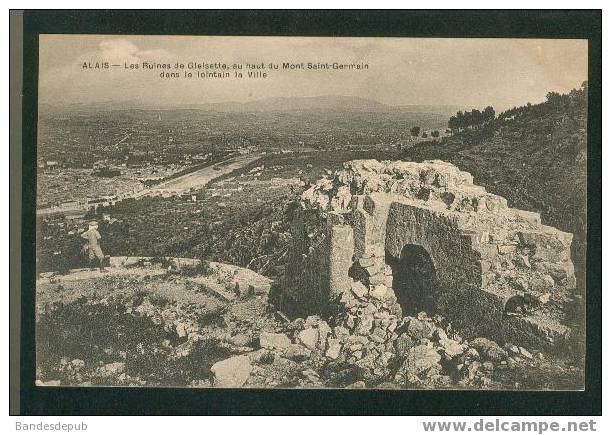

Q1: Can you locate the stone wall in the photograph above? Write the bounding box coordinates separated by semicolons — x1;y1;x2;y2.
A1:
281;159;577;348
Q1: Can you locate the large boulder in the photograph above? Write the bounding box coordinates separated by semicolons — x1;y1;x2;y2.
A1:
297;328;319;350
325;339;342;360
259;332;291;350
283;344;312;362
210;355;252;387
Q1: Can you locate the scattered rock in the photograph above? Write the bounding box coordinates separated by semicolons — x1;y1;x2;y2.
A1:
395;333;415;356
351;281;368;298
355;315;374;335
70;359;85;370
504;343;520;355
297;328;319;350
283;344;311;362
538;293;551;304
518;346;533;359
438;338;464;357
406;317;435;340
290;318;305;330
334;326;349;338
369;284;388;300
346;380;366;389
395;344;442;383
434;328;448;341
470;337;508;362
325;339;342;360
176;322;187;338
98;362;125;377
259;332;291;350
317;321;332;350
211;355;252;388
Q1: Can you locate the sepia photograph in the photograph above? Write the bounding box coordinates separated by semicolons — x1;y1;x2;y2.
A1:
32;33;589;392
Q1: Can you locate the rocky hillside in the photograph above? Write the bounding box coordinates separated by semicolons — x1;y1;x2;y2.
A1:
402;83;588;292
36;259;583;389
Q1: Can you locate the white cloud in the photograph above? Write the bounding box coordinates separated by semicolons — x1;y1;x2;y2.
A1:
98;39;171;63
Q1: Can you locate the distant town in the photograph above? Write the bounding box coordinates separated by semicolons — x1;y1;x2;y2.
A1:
36;101;452;215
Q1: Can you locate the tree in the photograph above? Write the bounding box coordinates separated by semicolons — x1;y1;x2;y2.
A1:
410;126;421;137
448;116;458;133
431;130;440;138
456;111;465;130
546;91;569;108
470;109;483;128
449;106;495;132
483;106;495;122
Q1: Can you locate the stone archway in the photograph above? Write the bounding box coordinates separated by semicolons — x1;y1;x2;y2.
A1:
389;244;439;316
285;159;578;348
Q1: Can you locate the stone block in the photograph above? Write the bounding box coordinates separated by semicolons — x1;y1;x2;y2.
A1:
513;209;541;226
369;272;387;286
211;356;252;388
326;339;342;359
259;332;291;350
297;328;320;351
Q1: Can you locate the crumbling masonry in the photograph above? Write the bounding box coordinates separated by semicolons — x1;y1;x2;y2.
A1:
280;160;577;348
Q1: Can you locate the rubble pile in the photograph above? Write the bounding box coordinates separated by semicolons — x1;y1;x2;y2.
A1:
211;278;546;389
36;261;577;390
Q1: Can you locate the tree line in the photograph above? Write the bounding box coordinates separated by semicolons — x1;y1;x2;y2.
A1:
447;106;495;133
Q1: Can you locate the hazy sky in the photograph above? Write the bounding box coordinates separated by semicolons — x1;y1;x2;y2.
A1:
39;35;588;110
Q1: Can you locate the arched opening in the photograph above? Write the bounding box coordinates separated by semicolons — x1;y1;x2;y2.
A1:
388;244;439;316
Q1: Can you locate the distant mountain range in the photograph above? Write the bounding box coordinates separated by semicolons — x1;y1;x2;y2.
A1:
39;96;468;116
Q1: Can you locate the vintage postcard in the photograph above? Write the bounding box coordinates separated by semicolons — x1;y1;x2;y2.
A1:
34;35;588;390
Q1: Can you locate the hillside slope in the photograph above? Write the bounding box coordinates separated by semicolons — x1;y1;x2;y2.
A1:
402;84;588;293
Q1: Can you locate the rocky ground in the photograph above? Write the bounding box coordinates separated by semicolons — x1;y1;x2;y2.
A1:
36;264;584;390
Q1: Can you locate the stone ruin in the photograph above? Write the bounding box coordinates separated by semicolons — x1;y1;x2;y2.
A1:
279;159;577;349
